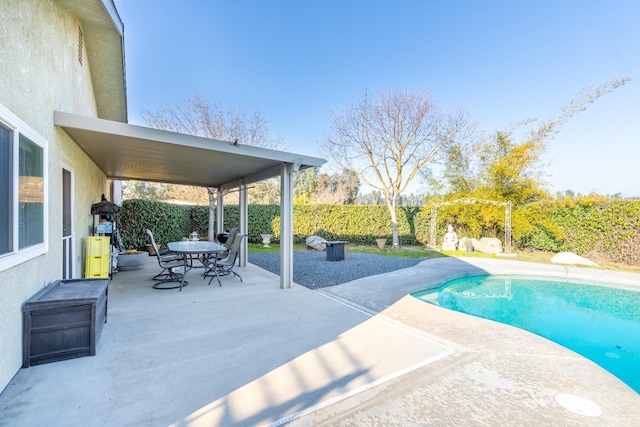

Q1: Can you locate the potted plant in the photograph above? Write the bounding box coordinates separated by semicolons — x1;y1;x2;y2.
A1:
375;237;387;250
145;243;160;256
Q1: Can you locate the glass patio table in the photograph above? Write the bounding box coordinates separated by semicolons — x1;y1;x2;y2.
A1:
166;240;226;291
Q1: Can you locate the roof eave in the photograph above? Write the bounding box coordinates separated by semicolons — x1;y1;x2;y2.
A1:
58;0;127;122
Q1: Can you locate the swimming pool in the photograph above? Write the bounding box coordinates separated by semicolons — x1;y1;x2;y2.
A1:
412;275;640;393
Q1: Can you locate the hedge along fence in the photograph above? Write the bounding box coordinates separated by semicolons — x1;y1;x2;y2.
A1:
118;198;640;266
518;199;640;265
118;199;424;249
118;199;246;249
117;199;193;250
283;204;423;245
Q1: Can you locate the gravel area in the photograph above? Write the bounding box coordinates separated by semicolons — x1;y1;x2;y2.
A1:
248;249;427;289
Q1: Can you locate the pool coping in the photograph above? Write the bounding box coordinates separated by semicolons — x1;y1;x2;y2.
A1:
319;256;640;314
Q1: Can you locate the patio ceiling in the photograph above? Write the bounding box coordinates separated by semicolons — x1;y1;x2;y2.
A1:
54;111;326;190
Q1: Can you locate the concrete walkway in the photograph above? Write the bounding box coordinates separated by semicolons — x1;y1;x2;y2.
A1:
1;255;639;426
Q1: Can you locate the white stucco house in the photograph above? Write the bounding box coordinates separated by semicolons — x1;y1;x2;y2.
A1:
0;0;324;393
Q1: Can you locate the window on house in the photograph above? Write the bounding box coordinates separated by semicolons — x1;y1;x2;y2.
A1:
18;135;44;248
0;123;12;256
0;104;48;271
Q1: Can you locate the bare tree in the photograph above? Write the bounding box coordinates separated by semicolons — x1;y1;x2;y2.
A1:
314;168;360;204
122;181;170;201
322;88;474;247
137;92;286;239
142;92;285;149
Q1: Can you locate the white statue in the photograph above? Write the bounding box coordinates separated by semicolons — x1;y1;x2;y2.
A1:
442;224;458;251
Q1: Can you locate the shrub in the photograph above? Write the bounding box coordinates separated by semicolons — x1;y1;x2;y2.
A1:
118;198;640;266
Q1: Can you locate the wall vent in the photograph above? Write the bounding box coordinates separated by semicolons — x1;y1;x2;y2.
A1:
77;27;83;65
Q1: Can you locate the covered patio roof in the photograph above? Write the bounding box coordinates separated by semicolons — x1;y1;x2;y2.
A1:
55;111;326;289
54;111;325;189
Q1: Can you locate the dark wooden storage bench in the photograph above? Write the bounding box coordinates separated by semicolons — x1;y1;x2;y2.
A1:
22;278;109;368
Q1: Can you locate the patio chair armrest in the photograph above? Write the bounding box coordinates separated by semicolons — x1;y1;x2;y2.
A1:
160;253;182;262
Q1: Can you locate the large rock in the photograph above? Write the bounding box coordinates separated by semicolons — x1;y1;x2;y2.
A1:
306;236;327;251
472;237;503;254
551;252;598;266
458;237;473;251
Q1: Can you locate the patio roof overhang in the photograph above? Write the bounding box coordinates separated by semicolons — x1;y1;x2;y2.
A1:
54;111;326;190
54;111;326;290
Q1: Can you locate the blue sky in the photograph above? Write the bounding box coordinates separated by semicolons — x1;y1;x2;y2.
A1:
114;0;640;197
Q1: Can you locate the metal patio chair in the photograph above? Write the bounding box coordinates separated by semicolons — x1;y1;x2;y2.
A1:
204;233;246;286
145;229;188;289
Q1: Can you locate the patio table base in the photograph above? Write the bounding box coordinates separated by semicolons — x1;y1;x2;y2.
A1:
152;276;188;290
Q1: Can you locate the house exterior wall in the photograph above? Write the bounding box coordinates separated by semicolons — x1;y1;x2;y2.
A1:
0;0;111;392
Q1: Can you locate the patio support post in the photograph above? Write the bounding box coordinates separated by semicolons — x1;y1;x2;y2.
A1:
280;162;294;289
111;180;122;205
239;179;248;267
216;187;224;237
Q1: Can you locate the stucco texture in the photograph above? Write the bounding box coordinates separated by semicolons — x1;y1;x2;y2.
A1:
0;0;111;392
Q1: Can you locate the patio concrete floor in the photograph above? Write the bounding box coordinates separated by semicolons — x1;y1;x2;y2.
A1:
1;255;639;426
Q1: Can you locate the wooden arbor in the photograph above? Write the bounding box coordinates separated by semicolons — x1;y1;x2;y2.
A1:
430;198;512;253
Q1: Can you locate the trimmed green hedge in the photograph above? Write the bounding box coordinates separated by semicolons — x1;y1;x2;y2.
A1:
118;199;243;249
518;199;640;265
117;199;192;250
287;204;421;245
118;198;640;266
117;200;423;248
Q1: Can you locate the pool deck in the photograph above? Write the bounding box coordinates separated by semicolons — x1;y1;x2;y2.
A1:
1;255;639;426
307;257;640;426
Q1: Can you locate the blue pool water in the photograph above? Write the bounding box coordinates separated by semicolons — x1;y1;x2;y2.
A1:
412;275;640;393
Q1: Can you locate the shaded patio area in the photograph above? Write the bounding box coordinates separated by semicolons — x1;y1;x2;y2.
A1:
2;256;640;426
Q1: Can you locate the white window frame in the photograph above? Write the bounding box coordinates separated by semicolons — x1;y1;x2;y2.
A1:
0;102;49;272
